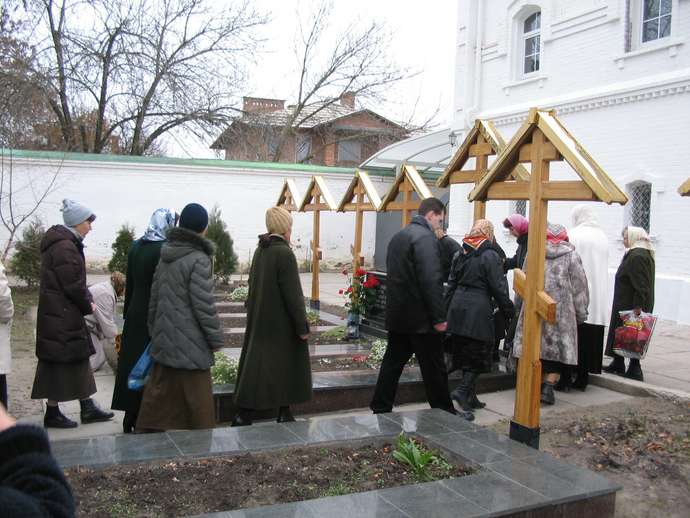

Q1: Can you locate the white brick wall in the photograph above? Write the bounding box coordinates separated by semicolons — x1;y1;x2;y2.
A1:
452;0;690;323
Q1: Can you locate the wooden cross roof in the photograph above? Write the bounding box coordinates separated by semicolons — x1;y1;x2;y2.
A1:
337;170;382;212
469;109;628;205
379;164;433;211
679;178;690;196
276;179;302;211
436;120;530;188
298;176;338;212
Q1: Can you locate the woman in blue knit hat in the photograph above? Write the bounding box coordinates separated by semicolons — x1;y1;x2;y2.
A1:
31;199;114;428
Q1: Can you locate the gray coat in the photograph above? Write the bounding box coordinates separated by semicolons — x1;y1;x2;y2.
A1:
513;242;589;365
147;227;224;370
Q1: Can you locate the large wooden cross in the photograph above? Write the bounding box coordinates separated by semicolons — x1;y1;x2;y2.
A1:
337;170;382;272
437;120;530;221
679;177;690;196
379;164;433;227
298;176;338;309
276;178;302;212
469;108;627;449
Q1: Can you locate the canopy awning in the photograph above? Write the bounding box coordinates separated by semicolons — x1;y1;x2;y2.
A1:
359;128;458;173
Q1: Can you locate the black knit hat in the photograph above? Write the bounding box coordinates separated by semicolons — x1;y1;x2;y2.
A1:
179;203;208;233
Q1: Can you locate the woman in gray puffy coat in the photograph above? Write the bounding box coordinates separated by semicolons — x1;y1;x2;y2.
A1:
136;203;224;432
513;223;589;406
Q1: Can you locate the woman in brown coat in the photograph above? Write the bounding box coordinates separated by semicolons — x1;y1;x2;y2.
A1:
31;199;114;428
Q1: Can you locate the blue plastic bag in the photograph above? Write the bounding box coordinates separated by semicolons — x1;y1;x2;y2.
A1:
127;343;152;391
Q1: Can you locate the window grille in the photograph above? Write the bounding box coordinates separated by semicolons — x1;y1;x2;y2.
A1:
626;181;651;233
642;0;672;43
338;140;362;162
510;200;527;217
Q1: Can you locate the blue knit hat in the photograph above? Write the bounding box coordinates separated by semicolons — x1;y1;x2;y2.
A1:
179;203;208;233
61;199;96;227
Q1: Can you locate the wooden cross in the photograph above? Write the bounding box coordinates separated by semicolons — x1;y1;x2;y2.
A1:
276;178;302;212
298;176;337;309
437;120;530;222
679;177;690;196
379;164;433;227
337;170;382;272
468;108;627;449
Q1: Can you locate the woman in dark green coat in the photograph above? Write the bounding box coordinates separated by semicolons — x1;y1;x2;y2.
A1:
603;226;655;381
111;209;176;433
232;206;311;426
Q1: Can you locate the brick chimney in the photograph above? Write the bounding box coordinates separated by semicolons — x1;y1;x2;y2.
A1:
339;92;356;109
242;97;285;114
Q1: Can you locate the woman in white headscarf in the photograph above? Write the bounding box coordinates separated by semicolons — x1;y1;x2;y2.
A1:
603;226;655;381
561;205;609;391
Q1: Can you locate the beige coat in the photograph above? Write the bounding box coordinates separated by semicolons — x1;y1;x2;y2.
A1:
85;281;118;371
0;262;14;374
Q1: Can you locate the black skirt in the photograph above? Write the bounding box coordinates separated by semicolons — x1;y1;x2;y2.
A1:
578;323;605;374
449;335;494;374
31;359;96;402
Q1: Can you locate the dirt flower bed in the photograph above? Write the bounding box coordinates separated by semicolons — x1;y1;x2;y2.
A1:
65;438;474;517
223;329;369;348
222;317;333;328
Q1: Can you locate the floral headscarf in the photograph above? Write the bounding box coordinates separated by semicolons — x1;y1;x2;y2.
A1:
142;208;176;242
503;214;529;236
625;226;655;259
463;219;495;249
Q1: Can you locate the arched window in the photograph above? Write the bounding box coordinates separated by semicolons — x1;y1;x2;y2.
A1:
625;181;652;233
642;0;672;43
522;11;541;75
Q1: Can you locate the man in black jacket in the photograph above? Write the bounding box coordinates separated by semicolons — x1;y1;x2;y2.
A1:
370;198;456;415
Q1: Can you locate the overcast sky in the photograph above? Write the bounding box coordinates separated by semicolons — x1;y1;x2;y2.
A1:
166;0;457;158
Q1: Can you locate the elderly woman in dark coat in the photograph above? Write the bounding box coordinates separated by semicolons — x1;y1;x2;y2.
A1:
111;208;176;433
232;206;311;427
603;226;655;381
445;220;514;420
136;203;224;432
31;199;114;428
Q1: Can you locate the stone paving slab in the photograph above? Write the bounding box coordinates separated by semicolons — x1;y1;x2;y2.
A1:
48;408;620;517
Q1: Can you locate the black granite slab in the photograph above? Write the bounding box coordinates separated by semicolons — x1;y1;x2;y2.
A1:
52;408;620;518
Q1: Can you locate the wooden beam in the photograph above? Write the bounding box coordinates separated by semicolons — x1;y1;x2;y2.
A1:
518;142;561;163
469;142;493;157
541;181;597;201
311;204;321;304
341;203;377;212
513;269;557;323
486;182;530;200
473;144;489;221
449;170;483;184
302;203;333;211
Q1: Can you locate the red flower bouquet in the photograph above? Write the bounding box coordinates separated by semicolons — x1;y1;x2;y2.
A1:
340;267;380;315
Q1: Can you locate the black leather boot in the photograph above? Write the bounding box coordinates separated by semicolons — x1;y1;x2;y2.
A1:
554;367;572;393
540;382;555;405
624;359;644;381
468;373;485;409
451;371;475;412
123;411;137;434
231;408;253;427
277;406;295;423
80;399;115;424
44;404;78;429
603;356;626;375
573;370;589;391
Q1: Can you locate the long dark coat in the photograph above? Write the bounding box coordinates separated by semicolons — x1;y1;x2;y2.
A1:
233;235;311;410
605;248;655;357
111;239;163;413
35;226;93;362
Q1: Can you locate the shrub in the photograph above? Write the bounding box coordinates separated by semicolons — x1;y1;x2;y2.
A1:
10;218;45;288
108;224;135;274
306;310;320;326
211;351;239;385
207;205;238;284
367;339;414;369
229;286;249;302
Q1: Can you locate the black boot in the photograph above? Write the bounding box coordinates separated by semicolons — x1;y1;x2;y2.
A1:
572;370;589;391
554;367;572;393
451;371;475;412
80;399;115;424
603;356;626;375
231;408;253;427
44;404;78;429
277;406;295;423
468;373;486;409
624;359;644;381
123;411;137;434
540;382;555;405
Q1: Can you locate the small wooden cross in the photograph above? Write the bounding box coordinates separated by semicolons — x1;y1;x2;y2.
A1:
276;178;301;212
379;164;433;227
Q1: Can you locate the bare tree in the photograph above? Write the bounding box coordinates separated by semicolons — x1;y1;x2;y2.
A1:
8;0;267;155
0;149;62;261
